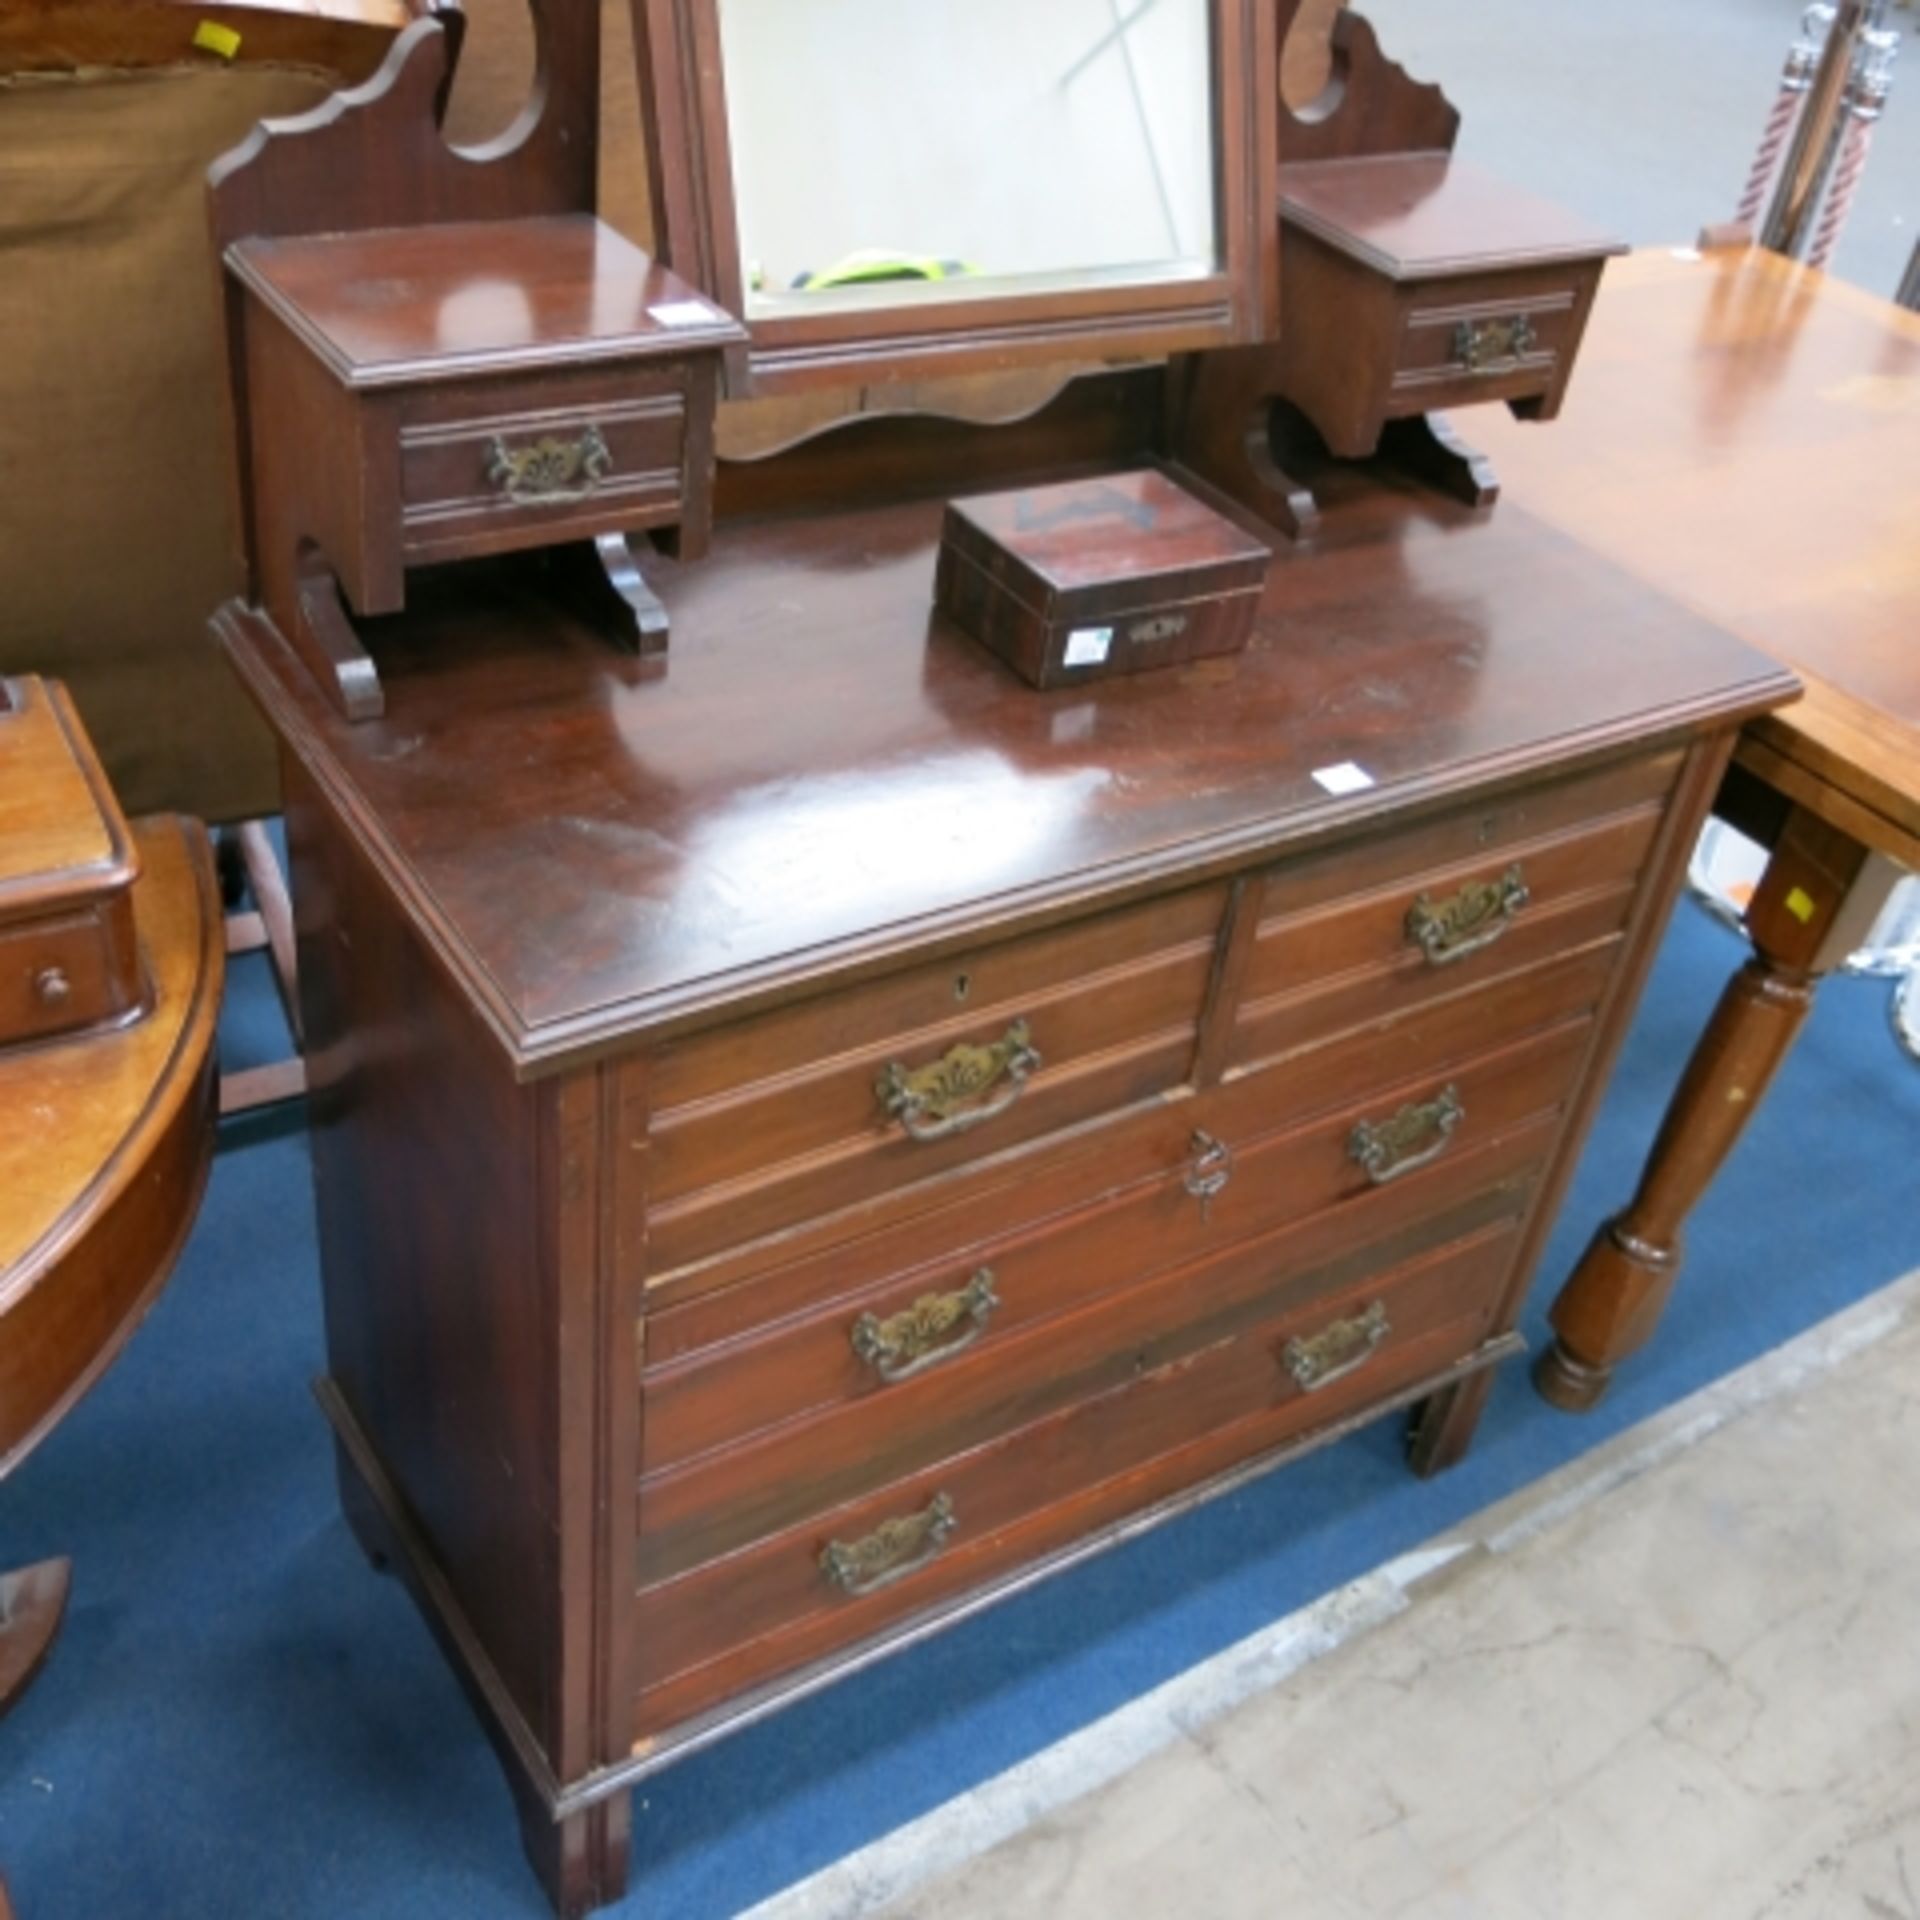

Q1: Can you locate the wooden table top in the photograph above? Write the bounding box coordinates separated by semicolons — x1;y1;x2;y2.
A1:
1475;247;1920;867
222;478;1790;1078
0;816;222;1474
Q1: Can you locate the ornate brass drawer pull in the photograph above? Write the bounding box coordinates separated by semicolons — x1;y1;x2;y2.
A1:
876;1019;1041;1142
1283;1301;1390;1392
1405;864;1531;967
851;1268;999;1382
1349;1084;1464;1186
1453;314;1537;373
484;423;612;503
819;1492;957;1597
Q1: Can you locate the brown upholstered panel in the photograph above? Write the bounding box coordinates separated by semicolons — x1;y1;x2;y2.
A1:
0;65;337;823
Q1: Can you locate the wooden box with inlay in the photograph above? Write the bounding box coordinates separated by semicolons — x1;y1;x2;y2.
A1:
934;470;1271;690
0;677;146;1049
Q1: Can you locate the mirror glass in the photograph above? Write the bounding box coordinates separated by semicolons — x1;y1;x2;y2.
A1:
716;0;1218;318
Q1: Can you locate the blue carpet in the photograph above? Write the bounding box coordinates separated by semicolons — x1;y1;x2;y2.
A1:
2;899;1916;1918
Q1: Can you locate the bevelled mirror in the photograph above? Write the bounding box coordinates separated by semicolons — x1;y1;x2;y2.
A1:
633;0;1279;390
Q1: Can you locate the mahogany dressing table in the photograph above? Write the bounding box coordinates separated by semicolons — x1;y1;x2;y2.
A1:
205;6;1795;1913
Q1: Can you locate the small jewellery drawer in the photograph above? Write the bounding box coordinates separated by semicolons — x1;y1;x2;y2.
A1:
397;365;691;563
632;1213;1522;1732
0;906;144;1046
1389;269;1588;413
636;1008;1592;1580
645;883;1228;1277
1234;747;1678;1072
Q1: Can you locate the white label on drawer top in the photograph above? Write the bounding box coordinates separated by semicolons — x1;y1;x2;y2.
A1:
649;299;724;328
1063;627;1113;668
1312;761;1376;796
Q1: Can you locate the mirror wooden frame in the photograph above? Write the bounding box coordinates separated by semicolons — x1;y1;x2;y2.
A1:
630;0;1281;393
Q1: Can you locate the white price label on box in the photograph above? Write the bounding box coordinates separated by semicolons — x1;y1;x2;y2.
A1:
1063;627;1114;669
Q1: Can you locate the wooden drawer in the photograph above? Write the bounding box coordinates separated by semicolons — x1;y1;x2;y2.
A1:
642;940;1615;1467
1387;267;1590;414
633;1214;1521;1730
1235;748;1677;1069
397;364;691;563
0;903;144;1046
646;883;1228;1276
637;1005;1589;1580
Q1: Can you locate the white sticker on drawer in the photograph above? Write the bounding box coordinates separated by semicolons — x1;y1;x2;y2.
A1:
650;300;724;328
1312;761;1376;796
1063;627;1114;668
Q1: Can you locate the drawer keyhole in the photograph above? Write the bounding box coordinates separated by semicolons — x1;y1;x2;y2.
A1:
953;972;971;1003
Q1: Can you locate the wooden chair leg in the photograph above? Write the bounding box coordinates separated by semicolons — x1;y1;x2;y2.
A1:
218;822;309;1117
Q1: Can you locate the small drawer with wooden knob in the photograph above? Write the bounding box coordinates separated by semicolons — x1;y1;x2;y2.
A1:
0;910;145;1047
632;1212;1524;1730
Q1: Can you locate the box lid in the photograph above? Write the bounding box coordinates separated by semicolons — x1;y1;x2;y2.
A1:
1281;155;1626;282
942;469;1272;623
0;676;139;930
227;213;747;390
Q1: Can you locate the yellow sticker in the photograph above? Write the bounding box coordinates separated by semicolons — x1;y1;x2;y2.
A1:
193;19;243;58
1784;885;1818;925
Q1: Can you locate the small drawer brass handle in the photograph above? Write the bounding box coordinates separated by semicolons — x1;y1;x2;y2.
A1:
484;424;612;503
1405;864;1531;967
852;1268;999;1382
33;966;71;1007
1453;314;1537;372
877;1020;1041;1142
1349;1084;1464;1186
819;1492;957;1597
1283;1301;1391;1392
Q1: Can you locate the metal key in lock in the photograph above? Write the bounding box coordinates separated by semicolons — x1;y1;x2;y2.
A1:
1184;1128;1233;1223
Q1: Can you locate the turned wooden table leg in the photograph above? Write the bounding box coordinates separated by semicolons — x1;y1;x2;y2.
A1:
1536;807;1901;1411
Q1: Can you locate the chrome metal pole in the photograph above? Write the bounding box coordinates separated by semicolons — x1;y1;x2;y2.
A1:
1759;0;1880;257
1898;237;1920;310
1805;24;1901;270
1732;6;1831;233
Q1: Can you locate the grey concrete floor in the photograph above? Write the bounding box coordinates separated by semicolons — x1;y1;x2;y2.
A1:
1360;0;1918;300
875;1269;1920;1920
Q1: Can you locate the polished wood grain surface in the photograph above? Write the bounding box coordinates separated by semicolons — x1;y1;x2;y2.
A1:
220;486;1792;1077
1475;247;1920;861
0;815;222;1472
1282;154;1626;279
229;215;742;388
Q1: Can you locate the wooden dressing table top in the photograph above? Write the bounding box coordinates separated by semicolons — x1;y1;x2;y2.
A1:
220;481;1791;1078
1474;247;1920;866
